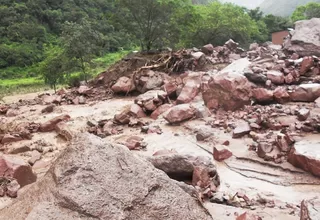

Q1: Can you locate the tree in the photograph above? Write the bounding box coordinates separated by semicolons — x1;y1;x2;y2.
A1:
262;14;292;34
186;2;260;46
292;2;320;22
39;47;66;93
115;0;188;51
61;20;103;83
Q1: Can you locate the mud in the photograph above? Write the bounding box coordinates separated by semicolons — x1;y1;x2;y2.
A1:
1;90;318;219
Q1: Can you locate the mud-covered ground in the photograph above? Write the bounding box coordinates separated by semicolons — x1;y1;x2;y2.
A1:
1;92;319;220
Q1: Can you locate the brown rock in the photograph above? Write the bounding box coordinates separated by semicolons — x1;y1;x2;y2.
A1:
77;86;90;95
290;84;320;102
233;121;251;138
288;140;320;177
42;95;61;104
315;97;320;107
163;104;195;124
41;104;55;114
213;145;233;162
273;87;290;104
1;134;23;144
129;104;146;118
300;56;314;75
252;88;273;103
6;180;20;198
266;70;285;85
257;142;273;159
40;114;71;132
111;76;134;93
192;166;211;188
0;186;5;197
177;80;200;104
285;73;295;84
125;136;144;150
150;104;173;120
297;108;310;121
276;134;290;152
202;72;253;111
0;105;9;114
237;212;262;220
0;155;37;187
163;81;178;97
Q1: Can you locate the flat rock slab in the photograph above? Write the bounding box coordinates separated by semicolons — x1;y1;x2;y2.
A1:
288;139;320;177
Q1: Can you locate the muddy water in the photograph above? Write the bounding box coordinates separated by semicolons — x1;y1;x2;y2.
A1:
1;93;320;219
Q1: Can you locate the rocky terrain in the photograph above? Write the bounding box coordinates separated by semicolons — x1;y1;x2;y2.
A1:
0;18;320;220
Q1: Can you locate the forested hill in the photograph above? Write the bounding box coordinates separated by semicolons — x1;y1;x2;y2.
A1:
0;0;293;87
259;0;320;16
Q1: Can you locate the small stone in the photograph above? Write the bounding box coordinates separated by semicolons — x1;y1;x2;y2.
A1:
236;212;262;220
213;145;233;162
28;151;42;166
233;121;251;138
297;108;310;121
6;180;20;198
41;104;55;114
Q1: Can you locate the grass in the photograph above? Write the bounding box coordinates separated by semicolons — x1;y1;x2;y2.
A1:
0;50;133;98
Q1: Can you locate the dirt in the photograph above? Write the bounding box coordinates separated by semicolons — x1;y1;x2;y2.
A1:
0;90;319;219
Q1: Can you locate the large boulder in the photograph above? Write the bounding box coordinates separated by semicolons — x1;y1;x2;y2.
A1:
202;72;253;111
289;84;320;102
252;88;274;103
176;80;200;104
0;134;212;220
284;18;320;57
135;90;167;112
288;140;320;177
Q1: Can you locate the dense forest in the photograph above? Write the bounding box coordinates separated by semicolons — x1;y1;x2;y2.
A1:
0;0;318;90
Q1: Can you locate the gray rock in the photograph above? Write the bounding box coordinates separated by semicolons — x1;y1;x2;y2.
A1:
0;134;212;220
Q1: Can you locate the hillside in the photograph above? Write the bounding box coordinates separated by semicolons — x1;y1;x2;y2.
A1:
259;0;320;16
220;0;264;9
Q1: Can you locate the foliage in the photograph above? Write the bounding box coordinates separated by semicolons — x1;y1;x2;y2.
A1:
292;2;320;22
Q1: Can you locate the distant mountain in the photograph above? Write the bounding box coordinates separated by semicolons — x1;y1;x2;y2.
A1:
259;0;320;16
220;0;264;9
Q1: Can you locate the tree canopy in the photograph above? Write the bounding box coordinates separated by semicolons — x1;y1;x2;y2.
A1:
292;2;320;22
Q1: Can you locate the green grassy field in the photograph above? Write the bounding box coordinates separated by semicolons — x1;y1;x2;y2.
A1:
0;50;132;98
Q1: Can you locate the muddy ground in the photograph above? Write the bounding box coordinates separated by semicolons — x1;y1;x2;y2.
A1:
0;91;319;220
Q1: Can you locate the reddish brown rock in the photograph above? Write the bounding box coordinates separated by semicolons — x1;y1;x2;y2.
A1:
297;108;310;121
163;81;178;97
252;88;273;103
266;70;285;85
202;72;253;111
273;87;290;104
233;121;251;138
192;166;211;188
300;56;314;75
213;145;233;162
6;180;20;198
150;104;173;120
129;104;146;118
257;142;274;159
163;104;195;124
41;104;55;114
313;67;320;75
236;212;262;220
125;136;144;150
285;73;295;84
276;134;290;152
0;105;9;114
111;76;134;93
40;114;71;132
288;140;320;177
77;86;90;95
177;81;200;104
0;155;37;187
290;84;320;102
42;95;61;104
1;134;23;144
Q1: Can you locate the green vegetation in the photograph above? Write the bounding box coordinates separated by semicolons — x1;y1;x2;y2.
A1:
0;0;315;97
292;2;320;21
